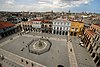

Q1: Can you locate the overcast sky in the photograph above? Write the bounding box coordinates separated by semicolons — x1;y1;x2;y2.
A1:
0;0;100;13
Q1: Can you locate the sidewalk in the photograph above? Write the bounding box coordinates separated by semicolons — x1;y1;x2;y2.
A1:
0;36;20;47
70;36;96;67
67;38;78;67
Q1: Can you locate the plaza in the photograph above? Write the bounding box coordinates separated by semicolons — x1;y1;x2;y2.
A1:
0;33;70;67
0;32;97;67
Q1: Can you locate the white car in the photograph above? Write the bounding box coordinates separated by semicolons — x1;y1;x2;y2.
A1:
79;35;81;38
79;41;84;47
80;43;84;47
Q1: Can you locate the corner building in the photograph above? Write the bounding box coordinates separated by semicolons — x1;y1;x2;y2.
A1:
70;21;84;36
52;18;71;36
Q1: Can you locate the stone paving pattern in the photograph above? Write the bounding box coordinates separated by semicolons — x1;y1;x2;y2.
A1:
0;35;70;67
0;32;97;67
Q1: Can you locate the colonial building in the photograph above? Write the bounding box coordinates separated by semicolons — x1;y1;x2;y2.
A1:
70;21;84;36
82;24;100;66
32;19;42;32
52;18;71;35
0;22;16;38
20;19;42;32
41;20;52;33
21;21;33;32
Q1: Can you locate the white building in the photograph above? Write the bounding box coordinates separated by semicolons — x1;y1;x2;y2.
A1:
52;18;71;35
31;19;42;32
20;19;42;32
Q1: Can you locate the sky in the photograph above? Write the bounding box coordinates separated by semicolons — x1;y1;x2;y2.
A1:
0;0;100;13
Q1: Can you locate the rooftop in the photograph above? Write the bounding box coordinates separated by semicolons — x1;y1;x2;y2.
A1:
72;21;84;23
42;20;50;23
32;19;42;21
53;18;70;23
0;22;15;29
94;24;100;27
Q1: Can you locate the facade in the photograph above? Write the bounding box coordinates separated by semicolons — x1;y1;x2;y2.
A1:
0;22;16;38
20;20;42;32
52;18;71;35
32;20;42;32
21;21;33;32
82;24;100;66
70;21;84;36
41;20;52;33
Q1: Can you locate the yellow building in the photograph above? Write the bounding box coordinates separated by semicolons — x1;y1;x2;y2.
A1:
70;21;84;36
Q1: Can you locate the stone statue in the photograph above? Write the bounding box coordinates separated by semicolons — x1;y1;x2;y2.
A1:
38;40;43;47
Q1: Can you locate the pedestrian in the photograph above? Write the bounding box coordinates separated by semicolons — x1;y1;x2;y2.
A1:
70;48;72;52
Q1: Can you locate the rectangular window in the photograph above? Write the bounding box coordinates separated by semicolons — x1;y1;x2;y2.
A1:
58;22;59;25
60;22;62;25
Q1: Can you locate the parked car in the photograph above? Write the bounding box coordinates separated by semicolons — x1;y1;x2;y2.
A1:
79;41;84;47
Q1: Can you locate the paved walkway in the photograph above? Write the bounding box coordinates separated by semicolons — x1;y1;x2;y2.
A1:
67;37;78;67
0;36;20;47
0;48;46;67
23;34;66;41
0;34;46;67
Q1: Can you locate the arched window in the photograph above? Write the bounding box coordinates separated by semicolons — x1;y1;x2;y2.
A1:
31;63;34;66
57;27;59;30
26;61;28;64
21;59;23;62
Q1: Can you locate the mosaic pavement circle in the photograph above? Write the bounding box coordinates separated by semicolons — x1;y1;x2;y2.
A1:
28;38;52;55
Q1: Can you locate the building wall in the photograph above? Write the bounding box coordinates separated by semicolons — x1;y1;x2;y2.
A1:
70;21;84;36
82;24;100;66
32;21;41;28
21;20;42;32
0;22;16;38
41;21;52;33
52;19;71;35
21;21;33;32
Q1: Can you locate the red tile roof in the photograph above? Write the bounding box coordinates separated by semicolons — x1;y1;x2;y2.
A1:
0;22;15;29
26;21;33;25
94;24;100;27
42;20;50;23
32;19;41;21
